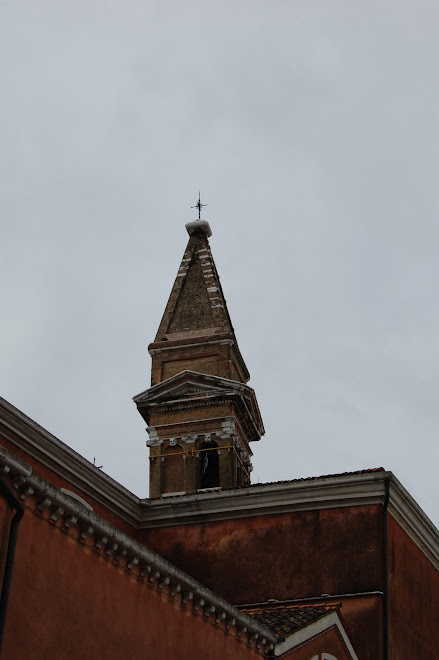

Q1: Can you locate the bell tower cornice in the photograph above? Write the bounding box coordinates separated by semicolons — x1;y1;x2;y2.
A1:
134;370;264;444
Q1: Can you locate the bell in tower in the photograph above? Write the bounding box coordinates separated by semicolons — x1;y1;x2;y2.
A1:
133;201;264;497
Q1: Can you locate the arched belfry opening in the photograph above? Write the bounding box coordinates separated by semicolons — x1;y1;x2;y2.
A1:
198;438;220;490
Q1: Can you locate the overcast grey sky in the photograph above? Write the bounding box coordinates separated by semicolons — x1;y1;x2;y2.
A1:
2;1;439;525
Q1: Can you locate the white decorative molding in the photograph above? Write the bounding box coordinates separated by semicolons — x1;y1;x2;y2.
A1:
387;478;439;571
182;434;198;444
188;434;198;443
146;438;163;447
148;338;235;356
37;498;52;511
146;427;163;447
60;488;93;511
223;417;236;431
50;507;64;523
217;431;232;440
133;370;264;443
20;486;34;501
185;220;212;237
63;515;77;529
274;611;358;659
138;472;389;524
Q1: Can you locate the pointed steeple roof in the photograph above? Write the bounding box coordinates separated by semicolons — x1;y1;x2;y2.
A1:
149;219;250;385
155;220;234;341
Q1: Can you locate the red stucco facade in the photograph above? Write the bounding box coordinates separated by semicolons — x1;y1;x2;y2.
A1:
139;505;384;602
387;516;439;659
1;495;264;660
140;506;384;658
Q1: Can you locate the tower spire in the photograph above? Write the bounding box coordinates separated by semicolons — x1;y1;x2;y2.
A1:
150;213;248;384
134;207;264;498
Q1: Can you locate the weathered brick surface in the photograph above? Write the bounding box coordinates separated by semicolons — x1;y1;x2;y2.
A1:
150;433;242;496
149;403;235;428
144;223;262;497
149;225;250;386
161;354;219;381
149;452;162;498
155;228;233;341
185;453;198;494
167;247;216;333
219;445;235;490
151;339;248;386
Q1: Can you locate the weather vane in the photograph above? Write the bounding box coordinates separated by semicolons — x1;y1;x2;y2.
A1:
191;191;207;220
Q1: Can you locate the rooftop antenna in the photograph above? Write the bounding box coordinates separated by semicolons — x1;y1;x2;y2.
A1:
191;191;207;220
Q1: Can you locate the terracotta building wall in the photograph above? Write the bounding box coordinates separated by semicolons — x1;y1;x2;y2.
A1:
140;505;385;658
333;595;383;660
0;494;12;588
387;515;439;659
2;505;262;660
140;505;384;603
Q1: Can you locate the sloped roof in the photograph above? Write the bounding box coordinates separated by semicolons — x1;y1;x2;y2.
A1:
242;603;339;639
243;467;385;489
146;467;386;499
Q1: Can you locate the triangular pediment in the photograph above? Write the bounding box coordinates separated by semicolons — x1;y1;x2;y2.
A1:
133;371;244;405
133;370;264;441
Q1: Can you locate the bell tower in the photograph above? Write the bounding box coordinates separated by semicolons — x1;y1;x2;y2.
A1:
134;211;264;498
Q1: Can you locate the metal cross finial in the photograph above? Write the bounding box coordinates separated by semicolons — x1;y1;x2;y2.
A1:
191;191;207;220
